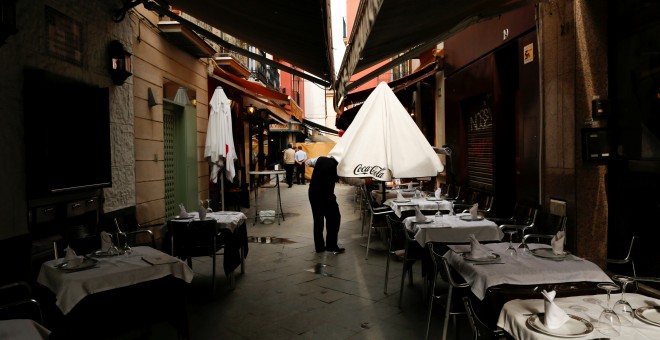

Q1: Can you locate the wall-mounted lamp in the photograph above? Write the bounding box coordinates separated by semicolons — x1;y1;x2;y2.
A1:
245;104;256;115
108;40;132;85
147;87;159;107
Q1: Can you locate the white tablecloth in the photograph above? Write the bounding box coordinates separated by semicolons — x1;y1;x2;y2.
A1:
37;246;193;314
497;293;660;339
383;197;453;217
0;319;50;340
444;243;613;300
371;189;415;203
178;211;247;232
404;214;503;246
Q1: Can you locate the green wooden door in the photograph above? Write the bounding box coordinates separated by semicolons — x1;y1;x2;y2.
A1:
164;100;198;218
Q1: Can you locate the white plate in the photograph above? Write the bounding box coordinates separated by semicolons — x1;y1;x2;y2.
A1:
635;306;660;327
173;216;193;220
459;215;484;221
426;197;444;201
462;252;500;262
56;258;99;272
531;248;569;259
393;199;411;203
412;217;434;224
527;314;594;337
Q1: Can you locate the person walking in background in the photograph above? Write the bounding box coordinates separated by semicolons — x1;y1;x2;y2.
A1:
294;145;307;185
283;144;296;188
308;156;345;254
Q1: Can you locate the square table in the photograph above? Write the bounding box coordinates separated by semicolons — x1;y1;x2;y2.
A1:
404;214;503;246
497;293;660;339
249;170;286;225
383;197;453;217
37;246;193;338
167;211;248;275
444;243;613;301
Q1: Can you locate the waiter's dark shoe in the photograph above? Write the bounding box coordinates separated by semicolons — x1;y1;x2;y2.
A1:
327;247;345;254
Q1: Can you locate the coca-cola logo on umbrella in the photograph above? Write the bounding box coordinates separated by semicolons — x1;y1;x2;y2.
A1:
353;164;387;179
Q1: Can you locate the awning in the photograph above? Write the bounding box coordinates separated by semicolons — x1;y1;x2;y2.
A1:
158;21;216;58
342;61;439;108
335;0;535;106
303;118;339;136
162;0;335;87
212;66;290;105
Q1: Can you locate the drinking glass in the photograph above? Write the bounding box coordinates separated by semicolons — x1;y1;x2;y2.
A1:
434;202;442;222
597;282;621;336
518;226;532;256
505;230;517;257
114;219;132;255
613;275;635;325
205;199;213;213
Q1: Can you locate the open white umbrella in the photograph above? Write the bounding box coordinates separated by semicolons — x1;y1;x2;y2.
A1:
328;82;443;181
204;86;237;210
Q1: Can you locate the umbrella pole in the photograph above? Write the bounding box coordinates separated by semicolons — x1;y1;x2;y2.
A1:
381;181;386;205
221;165;226;211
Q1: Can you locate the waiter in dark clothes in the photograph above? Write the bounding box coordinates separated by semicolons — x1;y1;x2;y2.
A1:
307;156;345;254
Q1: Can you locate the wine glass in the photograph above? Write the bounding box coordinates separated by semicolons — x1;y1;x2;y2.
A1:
205;198;213;213
505;229;517;257
114;218;132;255
613;275;635;325
518;226;532;256
597;282;621;336
434;202;442;222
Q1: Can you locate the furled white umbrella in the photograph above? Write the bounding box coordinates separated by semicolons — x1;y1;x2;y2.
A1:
204;86;237;210
328;82;443;181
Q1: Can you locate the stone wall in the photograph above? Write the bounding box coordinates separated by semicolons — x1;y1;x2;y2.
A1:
0;0;130;239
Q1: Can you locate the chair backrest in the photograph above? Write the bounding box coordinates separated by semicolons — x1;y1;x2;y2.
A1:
428;243;469;289
171;219;220;258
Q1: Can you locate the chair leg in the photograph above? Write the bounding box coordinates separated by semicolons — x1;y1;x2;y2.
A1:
228;270;235;289
384;229;393;294
211;254;216;297
398;257;408;308
408;264;414;286
442;286;453;340
365;214;374;260
240;246;245;274
425;278;436;340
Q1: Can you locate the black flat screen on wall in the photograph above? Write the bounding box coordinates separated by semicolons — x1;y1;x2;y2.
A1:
23;69;112;198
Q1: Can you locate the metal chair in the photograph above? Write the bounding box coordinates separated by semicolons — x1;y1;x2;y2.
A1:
398;225;426;308
0;281;44;324
522;214;567;248
364;185;394;259
588;236;639;290
497;205;539;243
170;219;233;295
426;243;470;340
462;296;508;340
384;215;405;294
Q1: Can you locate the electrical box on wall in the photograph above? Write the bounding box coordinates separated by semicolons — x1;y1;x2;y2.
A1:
582;128;610;162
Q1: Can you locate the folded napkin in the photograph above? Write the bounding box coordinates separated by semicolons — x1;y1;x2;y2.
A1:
469;234;492;258
551;230;565;255
469;203;479;219
198;200;207;220
407;182;413;190
414;207;427;222
396;190;405;201
64;246;82;267
435;187;442;199
179;203;189;218
100;231;114;252
542;290;570;329
64;246;77;260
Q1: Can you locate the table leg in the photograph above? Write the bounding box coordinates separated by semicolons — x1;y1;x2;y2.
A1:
276;176;285;224
253;179;259;226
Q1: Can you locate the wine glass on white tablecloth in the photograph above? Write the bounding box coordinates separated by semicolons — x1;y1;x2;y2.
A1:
612;275;635;325
597;282;621;336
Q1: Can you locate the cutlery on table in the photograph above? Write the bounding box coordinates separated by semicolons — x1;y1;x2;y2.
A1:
472;262;505;265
